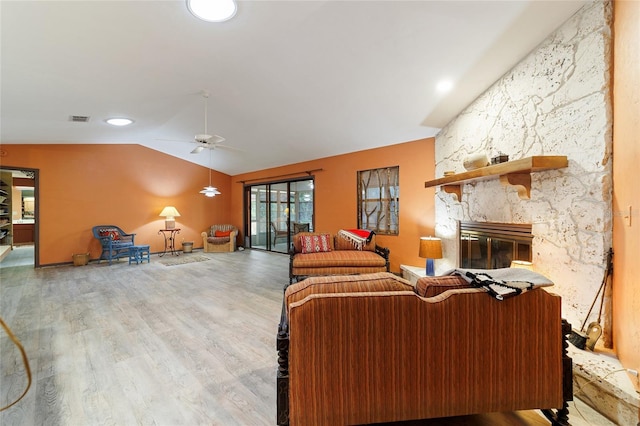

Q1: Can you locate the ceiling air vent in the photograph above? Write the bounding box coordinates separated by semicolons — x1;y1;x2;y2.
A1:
69;115;90;123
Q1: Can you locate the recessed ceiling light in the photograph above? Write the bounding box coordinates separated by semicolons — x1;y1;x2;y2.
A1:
106;118;134;126
436;79;454;93
187;0;237;22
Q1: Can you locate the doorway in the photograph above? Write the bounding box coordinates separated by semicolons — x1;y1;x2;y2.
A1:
245;178;314;253
0;167;39;268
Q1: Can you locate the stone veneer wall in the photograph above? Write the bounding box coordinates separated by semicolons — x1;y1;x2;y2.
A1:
434;0;612;327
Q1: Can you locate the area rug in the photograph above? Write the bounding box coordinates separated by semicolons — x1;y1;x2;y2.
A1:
158;254;211;267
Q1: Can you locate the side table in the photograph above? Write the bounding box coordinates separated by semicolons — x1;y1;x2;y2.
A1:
158;229;181;257
400;264;427;287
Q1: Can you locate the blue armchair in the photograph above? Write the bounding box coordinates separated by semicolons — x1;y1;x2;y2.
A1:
92;225;136;265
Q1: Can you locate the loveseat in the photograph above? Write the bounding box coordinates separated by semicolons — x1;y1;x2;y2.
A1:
288;231;389;283
201;224;238;252
276;272;572;426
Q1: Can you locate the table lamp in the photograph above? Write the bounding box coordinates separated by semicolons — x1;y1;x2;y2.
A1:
159;206;181;230
419;237;442;276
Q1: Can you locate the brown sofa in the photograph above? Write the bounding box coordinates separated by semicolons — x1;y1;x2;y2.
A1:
276;272;572;426
201;224;238;252
288;231;389;283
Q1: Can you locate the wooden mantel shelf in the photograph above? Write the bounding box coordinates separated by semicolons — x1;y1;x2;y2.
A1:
425;155;568;200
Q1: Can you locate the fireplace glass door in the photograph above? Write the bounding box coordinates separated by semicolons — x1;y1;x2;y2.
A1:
459;222;532;269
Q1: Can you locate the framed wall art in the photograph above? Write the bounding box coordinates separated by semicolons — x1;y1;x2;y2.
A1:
357;166;399;235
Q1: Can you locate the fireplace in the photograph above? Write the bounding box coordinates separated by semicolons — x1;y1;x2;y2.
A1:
459;221;532;269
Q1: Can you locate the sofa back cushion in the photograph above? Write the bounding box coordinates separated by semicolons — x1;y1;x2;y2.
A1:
285;272;412;315
415;275;471;298
334;232;376;251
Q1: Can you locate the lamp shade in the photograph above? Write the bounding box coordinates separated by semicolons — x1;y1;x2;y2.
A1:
419;237;442;259
159;206;181;230
200;186;221;197
159;206;181;218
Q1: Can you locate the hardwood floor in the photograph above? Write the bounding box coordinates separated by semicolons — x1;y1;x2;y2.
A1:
1;249;610;425
1;250;286;425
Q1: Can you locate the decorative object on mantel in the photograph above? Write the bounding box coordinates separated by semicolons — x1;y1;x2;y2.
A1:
463;153;490;171
491;152;509;164
425;155;569;201
418;236;442;276
443;170;455;177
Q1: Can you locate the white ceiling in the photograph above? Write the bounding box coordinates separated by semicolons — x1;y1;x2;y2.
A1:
1;0;586;175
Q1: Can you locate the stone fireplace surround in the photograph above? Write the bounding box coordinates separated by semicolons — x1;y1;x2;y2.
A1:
432;1;638;422
434;0;612;348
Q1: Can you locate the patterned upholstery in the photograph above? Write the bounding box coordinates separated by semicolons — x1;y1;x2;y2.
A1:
201;224;238;252
280;278;568;426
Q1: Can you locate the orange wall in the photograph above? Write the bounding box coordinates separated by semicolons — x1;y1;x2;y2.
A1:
612;0;640;387
1;144;232;265
231;138;436;273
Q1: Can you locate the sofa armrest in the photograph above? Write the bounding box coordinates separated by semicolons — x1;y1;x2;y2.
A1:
119;232;135;245
276;298;290;426
229;229;238;251
375;245;390;271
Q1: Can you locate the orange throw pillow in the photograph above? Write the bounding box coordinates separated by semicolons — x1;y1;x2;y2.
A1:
214;230;231;237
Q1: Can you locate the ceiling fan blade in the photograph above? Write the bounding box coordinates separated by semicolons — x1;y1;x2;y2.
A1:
216;144;244;152
194;134;225;144
209;135;226;144
191;146;205;154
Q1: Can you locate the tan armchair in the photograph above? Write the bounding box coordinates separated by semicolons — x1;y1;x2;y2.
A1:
271;221;289;245
201;224;238;253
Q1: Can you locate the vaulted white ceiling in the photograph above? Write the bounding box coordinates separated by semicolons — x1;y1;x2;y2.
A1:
1;1;586;175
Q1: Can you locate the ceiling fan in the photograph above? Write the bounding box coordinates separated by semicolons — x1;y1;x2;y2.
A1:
160;91;239;154
190;91;229;154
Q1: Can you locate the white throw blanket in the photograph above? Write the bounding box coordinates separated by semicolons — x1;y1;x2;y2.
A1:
443;267;554;300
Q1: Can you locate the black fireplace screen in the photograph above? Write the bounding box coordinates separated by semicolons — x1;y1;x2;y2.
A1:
459;222;532;269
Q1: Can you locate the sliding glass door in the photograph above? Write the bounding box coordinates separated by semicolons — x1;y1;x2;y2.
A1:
246;178;314;253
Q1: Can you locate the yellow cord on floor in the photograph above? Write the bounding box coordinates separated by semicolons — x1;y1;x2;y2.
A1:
0;316;32;411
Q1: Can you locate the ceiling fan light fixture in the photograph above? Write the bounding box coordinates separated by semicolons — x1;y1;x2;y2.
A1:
201;149;221;197
200;186;221;197
187;0;237;22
